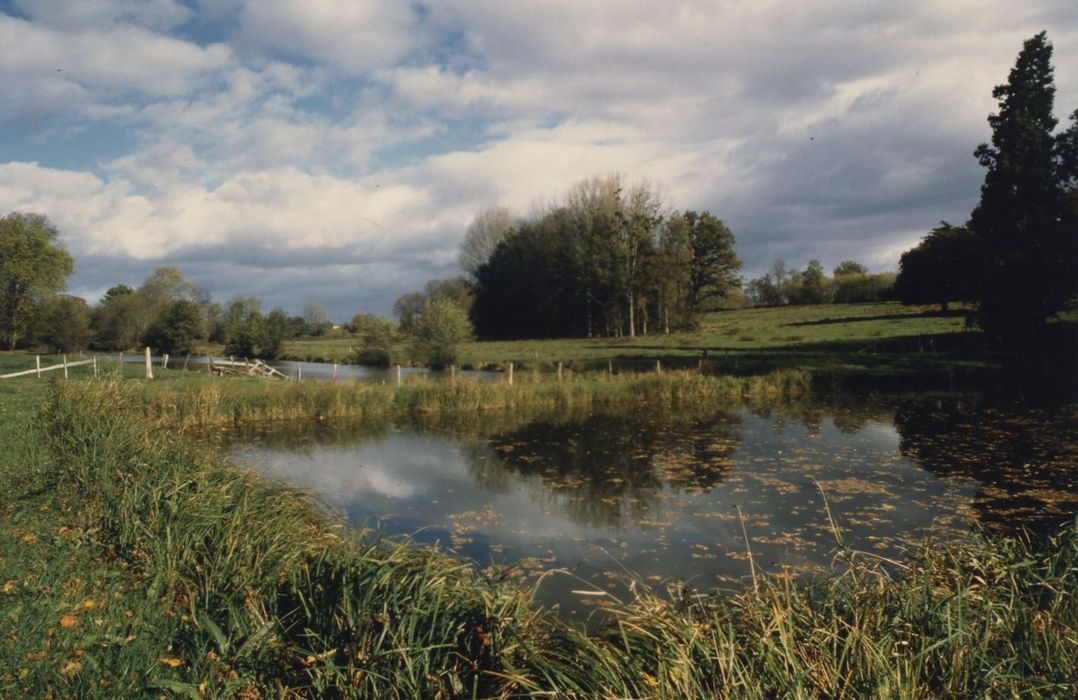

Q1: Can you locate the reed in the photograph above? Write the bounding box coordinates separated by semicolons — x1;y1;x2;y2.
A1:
99;367;814;429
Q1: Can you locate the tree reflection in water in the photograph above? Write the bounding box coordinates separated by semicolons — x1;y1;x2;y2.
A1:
894;400;1078;533
460;410;742;529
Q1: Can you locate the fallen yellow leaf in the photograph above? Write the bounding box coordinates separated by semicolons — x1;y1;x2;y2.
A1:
160;656;184;668
59;615;79;629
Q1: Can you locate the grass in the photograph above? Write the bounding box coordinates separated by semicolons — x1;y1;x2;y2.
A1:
2;378;1076;697
273;303;980;372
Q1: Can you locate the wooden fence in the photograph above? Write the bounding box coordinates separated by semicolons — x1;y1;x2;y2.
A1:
0;348;159;381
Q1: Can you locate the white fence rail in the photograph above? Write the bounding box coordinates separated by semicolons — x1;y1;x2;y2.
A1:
0;355;97;380
0;348;161;381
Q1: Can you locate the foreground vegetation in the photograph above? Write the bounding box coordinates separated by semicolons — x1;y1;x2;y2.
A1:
2;378;1076;697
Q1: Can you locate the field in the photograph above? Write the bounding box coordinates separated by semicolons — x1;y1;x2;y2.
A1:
276;303;975;369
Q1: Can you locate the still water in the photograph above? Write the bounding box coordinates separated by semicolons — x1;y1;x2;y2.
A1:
228;397;1078;616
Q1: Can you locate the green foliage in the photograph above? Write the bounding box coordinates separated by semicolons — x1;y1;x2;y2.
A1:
0;212;74;350
800;259;828;304
145;299;203;355
411;297;473;368
38;295;91;353
748;259;895;307
969;32;1078;343
459;205;514;280
90;287;143;350
831;270;896;303
353;315;398;367
896;223;979;310
833;260;868;276
392;291;426;334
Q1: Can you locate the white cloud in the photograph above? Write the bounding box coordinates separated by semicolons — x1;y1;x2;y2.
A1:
235;0;419;74
0;13;230;117
12;0;193;31
3;1;1078;313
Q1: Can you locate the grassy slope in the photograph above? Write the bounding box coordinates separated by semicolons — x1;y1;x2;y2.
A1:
276;302;984;375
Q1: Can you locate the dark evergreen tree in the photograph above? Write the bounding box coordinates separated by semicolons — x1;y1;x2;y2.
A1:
969;32;1077;343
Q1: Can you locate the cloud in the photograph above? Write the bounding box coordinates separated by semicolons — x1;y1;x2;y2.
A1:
234;0;420;74
12;0;193;31
3;0;1078;315
0;12;230;118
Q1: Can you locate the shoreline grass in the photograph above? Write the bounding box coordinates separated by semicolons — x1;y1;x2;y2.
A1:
101;367;814;429
2;380;1074;697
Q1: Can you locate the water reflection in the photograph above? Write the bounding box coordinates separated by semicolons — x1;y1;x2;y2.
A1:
473;412;741;529
226;396;1078;614
894;401;1078;533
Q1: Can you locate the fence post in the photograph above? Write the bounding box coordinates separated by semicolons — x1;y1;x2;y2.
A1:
332;363;338;381
656;360;662;375
144;347;153;380
557;362;563;382
396;365;402;387
508;362;514;386
63;355;68;379
183;354;190;371
35;355;41;378
297;365;302;381
162;353;169;370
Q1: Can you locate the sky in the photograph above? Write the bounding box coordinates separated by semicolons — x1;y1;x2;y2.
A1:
2;1;1076;320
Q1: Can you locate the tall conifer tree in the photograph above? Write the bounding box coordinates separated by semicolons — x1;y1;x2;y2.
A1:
969;32;1077;343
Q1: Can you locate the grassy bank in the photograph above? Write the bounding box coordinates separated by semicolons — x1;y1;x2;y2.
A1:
2;380;1076;697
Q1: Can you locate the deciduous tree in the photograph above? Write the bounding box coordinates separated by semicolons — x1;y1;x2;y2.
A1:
0;212;73;350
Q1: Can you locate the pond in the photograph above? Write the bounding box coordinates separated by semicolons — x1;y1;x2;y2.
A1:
106;352;499;382
227;396;1078;617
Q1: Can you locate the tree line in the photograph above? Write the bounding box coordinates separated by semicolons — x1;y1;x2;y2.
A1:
895;32;1077;344
0;214;474;367
393;174;894;343
0;225;335;358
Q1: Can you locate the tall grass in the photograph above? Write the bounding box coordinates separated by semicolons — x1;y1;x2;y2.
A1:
24;380;1078;697
115;368;814;429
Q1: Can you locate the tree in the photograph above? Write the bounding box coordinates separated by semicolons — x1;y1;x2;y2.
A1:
0;213;74;350
302;301;330;336
220;296;262;344
654;214;694;332
895;223;979;310
969;32;1077;343
91;285;143;350
393;292;427;334
144;299;203;355
353;316;397;367
411;297;473;368
39;295;91;353
800;259;828;304
424;277;475;315
135;267;209;343
833;260;868;277
459;206;514;280
681;211;742;312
